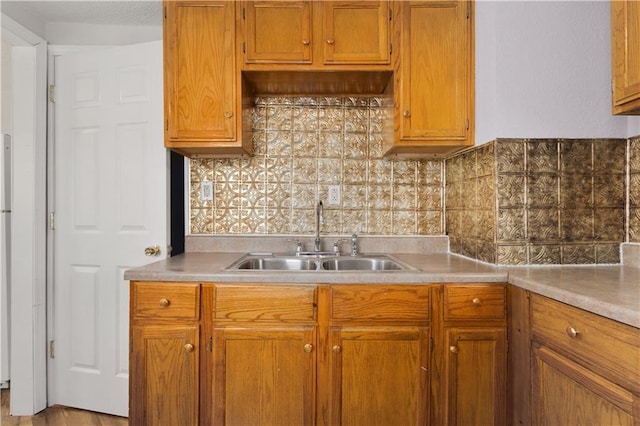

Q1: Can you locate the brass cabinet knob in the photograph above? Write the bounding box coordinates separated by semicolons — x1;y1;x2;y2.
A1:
332;345;342;354
449;345;458;354
326;39;335;45
302;39;310;45
224;111;233;118
565;326;579;338
303;344;314;353
159;298;170;307
403;110;411;117
184;343;195;353
472;297;481;305
144;245;161;256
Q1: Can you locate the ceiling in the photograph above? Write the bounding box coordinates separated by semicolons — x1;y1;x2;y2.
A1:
2;1;162;27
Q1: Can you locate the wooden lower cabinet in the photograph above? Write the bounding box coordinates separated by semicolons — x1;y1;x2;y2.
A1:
211;326;316;426
131;281;508;425
326;326;431;425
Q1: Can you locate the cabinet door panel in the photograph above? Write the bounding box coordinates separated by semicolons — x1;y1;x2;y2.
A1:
612;0;640;113
130;326;199;426
399;1;470;141
328;326;430;426
244;0;312;64
532;346;634;426
445;328;506;426
323;1;390;64
212;326;316;426
165;1;236;141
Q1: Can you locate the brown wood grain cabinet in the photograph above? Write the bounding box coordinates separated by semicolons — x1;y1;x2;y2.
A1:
130;281;507;425
129;282;201;426
611;0;640;115
242;0;391;67
163;1;252;157
509;288;640;425
385;0;475;158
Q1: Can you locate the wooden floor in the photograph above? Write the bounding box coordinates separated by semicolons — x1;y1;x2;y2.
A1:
1;389;128;426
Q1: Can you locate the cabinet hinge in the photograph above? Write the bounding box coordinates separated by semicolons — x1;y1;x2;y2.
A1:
466;118;469;130
430;337;434;353
390;43;392;55
49;212;55;230
165;119;169;131
49;84;55;103
207;336;213;352
389;8;392;21
164;6;167;20
49;340;55;358
243;42;246;54
242;7;246;20
466;2;471;19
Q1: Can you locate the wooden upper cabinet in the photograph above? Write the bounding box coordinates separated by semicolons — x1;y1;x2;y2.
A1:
164;1;251;157
242;0;392;67
322;1;391;64
244;1;312;64
612;0;640;114
386;0;474;158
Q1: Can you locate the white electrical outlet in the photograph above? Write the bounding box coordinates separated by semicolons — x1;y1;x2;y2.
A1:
328;185;341;205
201;181;214;201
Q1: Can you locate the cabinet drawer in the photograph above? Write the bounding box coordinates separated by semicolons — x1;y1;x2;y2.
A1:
531;294;640;393
133;282;200;320
214;285;316;322
330;285;430;321
444;285;506;320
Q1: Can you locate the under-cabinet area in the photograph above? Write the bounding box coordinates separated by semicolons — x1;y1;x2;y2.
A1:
129;281;506;425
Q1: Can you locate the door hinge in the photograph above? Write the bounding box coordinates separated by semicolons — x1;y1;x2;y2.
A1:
207;336;213;352
49;84;55;103
49;212;55;230
49;340;55;358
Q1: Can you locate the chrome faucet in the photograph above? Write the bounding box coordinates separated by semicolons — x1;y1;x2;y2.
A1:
351;233;359;256
315;200;324;252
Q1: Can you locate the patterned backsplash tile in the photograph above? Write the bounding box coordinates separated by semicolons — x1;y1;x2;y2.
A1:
446;138;632;265
189;96;444;236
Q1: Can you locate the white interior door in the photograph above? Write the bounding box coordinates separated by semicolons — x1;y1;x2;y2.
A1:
50;41;166;417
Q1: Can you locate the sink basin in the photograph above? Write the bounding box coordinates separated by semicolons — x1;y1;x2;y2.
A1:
233;257;319;271
321;257;406;271
226;254;414;271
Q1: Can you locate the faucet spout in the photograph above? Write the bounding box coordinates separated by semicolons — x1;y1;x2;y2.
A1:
315;200;323;252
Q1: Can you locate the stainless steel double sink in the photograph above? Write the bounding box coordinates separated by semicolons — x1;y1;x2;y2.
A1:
226;253;415;271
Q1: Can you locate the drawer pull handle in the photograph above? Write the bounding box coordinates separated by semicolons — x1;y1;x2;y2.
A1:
449;345;458;354
184;343;195;353
332;345;342;354
565;327;579;338
303;344;314;353
159;298;170;307
472;297;481;305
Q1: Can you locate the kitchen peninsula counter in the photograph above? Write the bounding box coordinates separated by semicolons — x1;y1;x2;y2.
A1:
124;249;640;328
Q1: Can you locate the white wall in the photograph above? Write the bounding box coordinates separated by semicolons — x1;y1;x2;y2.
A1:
46;22;160;45
476;1;640;144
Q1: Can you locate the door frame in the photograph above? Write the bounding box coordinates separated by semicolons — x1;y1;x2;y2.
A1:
1;13;48;415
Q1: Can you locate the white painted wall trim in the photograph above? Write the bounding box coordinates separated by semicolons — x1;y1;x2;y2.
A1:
2;15;48;415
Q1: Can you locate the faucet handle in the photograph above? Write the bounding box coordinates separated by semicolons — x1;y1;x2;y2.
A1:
332;238;349;256
350;233;359;256
286;238;304;255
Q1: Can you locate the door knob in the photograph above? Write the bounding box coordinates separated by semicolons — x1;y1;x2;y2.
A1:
144;245;161;256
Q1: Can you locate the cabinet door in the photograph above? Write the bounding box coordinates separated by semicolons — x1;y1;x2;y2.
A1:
328;326;430;426
397;1;472;144
612;0;640;114
212;326;316;426
244;0;312;64
164;1;237;143
532;345;635;426
445;328;506;426
130;326;199;426
322;1;391;64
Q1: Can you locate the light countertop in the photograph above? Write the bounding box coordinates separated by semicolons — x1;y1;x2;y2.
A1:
124;250;640;328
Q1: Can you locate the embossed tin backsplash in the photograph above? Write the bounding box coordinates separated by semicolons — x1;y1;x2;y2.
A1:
189;96;444;236
447;138;634;265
